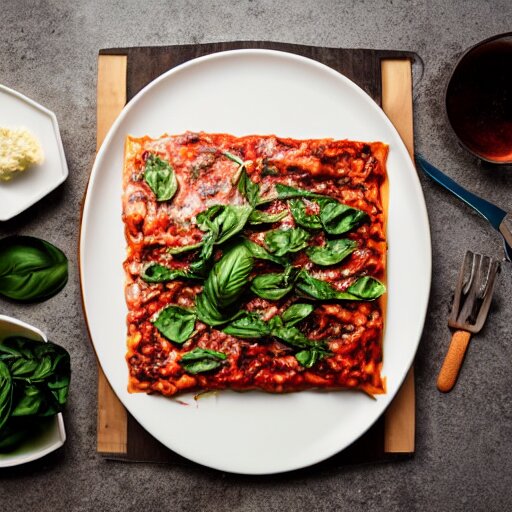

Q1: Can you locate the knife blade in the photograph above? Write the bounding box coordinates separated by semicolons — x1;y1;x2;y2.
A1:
415;154;512;260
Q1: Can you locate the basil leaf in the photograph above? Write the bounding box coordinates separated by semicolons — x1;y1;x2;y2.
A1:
318;199;368;235
306;239;358;266
223;312;271;338
295;349;322;368
0;337;70;420
242;239;286;266
195;293;240;327
152;305;197;344
275;184;326;201
167;241;204;255
238;169;260;207
144;154;178;202
223;151;250;186
216;205;253;244
256;184;326;205
264;227;310;257
222;151;245;167
141;263;191;283
0;360;12;431
0;236;68;302
196;204;223;230
11;384;44;416
196;243;254;326
297;272;386;301
281;303;314;327
288;199;322;230
345;276;387;300
250;266;300;300
197;205;252;245
295;272;339;300
248;210;288;225
179;347;227;374
271;325;327;352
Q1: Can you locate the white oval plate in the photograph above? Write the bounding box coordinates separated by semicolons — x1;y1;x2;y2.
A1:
80;50;431;474
0;85;68;221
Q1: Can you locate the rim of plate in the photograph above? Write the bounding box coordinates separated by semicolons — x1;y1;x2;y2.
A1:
80;49;431;474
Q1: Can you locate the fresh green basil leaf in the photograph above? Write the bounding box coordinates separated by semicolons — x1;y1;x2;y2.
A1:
167;241;205;255
223;151;250;185
281;303;314;327
297;272;386;301
187;228;219;279
295;272;341;300
144;154;178;202
295;349;322;368
196;205;224;231
204;243;254;308
215;205;253;244
275;184;326;201
196;243;254;326
288;199;322;229
318;199;368;235
152;305;197;344
11;384;43;416
0;337;70;417
248;209;288;225
141;263;190;283
264;227;310;257
256;184;326;205
223;312;271;338
0;236;68;302
268;315;284;331
242;239;287;266
0;360;12;431
222;151;245;167
179;347;227;374
238;169;260;207
195;293;237;327
197;204;252;245
250;266;300;300
345;276;387;300
271;325;327;351
306;239;358;266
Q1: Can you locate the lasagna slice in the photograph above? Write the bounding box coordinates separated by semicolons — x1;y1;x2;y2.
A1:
122;132;388;396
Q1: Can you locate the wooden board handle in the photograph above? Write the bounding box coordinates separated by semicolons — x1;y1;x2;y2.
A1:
437;330;471;392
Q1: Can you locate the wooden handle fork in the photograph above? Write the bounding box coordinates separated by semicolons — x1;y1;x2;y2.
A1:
437;330;472;392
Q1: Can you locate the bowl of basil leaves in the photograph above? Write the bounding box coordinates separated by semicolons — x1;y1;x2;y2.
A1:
0;315;70;467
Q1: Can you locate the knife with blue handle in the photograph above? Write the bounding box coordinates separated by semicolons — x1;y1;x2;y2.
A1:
415;155;512;261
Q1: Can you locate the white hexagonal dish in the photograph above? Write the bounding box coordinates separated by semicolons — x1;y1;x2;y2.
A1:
0;85;68;221
0;315;66;467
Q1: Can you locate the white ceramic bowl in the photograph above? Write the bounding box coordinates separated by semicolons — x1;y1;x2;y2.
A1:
0;315;66;467
0;85;69;221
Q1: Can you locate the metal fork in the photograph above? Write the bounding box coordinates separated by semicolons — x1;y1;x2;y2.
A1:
437;251;501;392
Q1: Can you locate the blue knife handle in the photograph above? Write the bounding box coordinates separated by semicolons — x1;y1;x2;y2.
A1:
415;154;506;230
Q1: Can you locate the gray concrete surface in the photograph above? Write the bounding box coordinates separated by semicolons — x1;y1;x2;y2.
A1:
1;0;512;510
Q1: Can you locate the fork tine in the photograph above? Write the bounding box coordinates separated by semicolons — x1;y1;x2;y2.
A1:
449;251;474;324
456;253;482;325
472;260;501;332
478;256;493;298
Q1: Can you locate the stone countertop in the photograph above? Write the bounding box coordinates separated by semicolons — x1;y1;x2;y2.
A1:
1;1;511;510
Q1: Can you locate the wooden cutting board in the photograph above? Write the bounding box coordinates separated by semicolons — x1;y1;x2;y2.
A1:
93;42;416;465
